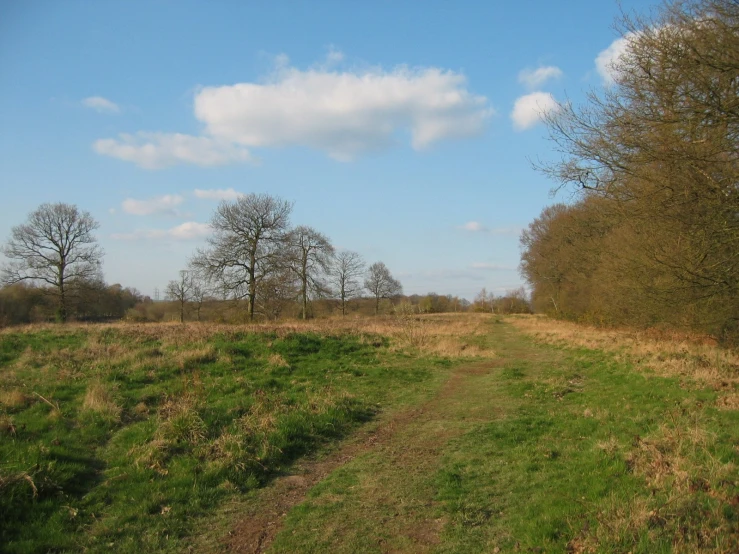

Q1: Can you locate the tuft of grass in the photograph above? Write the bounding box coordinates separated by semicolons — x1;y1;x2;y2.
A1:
267;352;290;369
82;381;122;422
0;389;29;410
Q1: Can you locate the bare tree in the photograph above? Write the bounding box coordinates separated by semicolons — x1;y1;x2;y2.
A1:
165;270;194;323
331;250;365;316
473;287;496;313
191;193;292;321
257;267;298;320
1;203;103;322
364;261;402;315
286;226;335;320
188;269;211;322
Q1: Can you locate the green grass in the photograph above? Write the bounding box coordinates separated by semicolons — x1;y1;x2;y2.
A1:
3;319;737;553
270;321;739;553
0;325;450;553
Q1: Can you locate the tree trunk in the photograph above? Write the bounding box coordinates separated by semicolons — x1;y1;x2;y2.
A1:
301;259;308;320
58;281;67;323
248;254;256;321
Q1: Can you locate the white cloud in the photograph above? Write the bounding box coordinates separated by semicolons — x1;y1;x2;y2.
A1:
595;33;636;84
193;64;492;161
518;66;563;88
459;222;522;236
193;188;244;201
460;221;485;232
325;46;344;65
470;262;516;270
93;57;491;168
111;221;211;240
511;92;560;131
121;194;184;216
82;96;120;113
93;132;254;169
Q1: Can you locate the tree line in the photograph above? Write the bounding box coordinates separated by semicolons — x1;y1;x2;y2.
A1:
0;197;478;325
167;192;404;322
521;0;739;344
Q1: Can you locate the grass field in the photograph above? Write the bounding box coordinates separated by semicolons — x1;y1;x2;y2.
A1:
1;315;737;553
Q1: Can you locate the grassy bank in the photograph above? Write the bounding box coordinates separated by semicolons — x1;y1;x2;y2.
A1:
0;318;481;553
269;318;739;553
2;315;737;553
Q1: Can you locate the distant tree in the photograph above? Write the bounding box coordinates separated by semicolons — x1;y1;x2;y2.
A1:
286;226;334;320
473;287;492;313
492;287;532;314
331;250;365;316
188;270;211;322
364;262;402;315
166;270;195;323
1;203;103;322
0;283;47;326
192;193;292;321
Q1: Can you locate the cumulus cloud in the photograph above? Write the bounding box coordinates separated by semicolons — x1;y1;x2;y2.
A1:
111;221;211;240
93;132;254;169
460;221;485;232
511;92;560;131
518;66;563;88
94;57;491;167
595;33;637;84
193;64;491;161
193;188;244;201
82;96;120;113
121;194;184;216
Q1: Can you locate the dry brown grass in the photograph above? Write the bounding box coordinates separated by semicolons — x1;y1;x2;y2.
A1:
0;471;37;497
2;313;496;361
81;381;122;421
0;388;29;409
509;315;739;409
267;353;290;369
511;316;739;552
580;412;738;553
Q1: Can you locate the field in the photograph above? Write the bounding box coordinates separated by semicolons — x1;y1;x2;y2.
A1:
1;314;737;553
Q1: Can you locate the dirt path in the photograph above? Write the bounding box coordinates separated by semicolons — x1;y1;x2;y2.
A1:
223;358;504;553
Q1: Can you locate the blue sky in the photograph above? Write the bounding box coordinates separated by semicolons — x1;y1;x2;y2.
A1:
0;0;653;300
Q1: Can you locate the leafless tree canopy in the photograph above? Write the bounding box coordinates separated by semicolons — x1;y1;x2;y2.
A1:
165;270;196;323
332;250;366;316
525;0;739;342
364;261;402;315
286;225;335;320
1;203;103;322
191;193;293;320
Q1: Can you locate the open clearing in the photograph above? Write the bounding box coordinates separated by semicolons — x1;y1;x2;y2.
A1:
1;315;738;553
